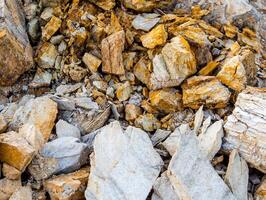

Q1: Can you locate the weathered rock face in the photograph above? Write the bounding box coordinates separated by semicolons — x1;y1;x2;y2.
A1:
0;0;33;86
11;96;58;142
0;178;21;200
44;167;89;200
56;119;81;139
88;0;116;10
101;30;125;75
9;186;32;200
122;0;174;12
153;133;236;200
132;14;160;31
2;163;22;180
182;76;231;109
85;121;163;200
223;87;266;173
255;178;266;200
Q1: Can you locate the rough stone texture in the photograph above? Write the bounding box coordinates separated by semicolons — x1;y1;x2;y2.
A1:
9;186;32;200
132;13;160;31
88;0;116;10
125;104;142;121
44;167;89;200
0;114;7;133
122;0;173;12
82;53;102;73
182;76;231;109
116;81;132;101
0;178;21;200
11;96;58;142
255;178;266;200
101;30;125;75
223;87;266;173
224;150;249;200
85;121;163;200
35;42;58;68
42;16;62;41
160;133;236;200
140;24;168;49
0;0;33;86
150;36;197;90
149;88;182;114
0;131;35;171
217;55;247;92
2;163;21;180
56;119;81;139
240;48;257;86
135;114;161;132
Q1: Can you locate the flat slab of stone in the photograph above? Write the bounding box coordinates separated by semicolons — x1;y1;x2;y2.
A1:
85;121;163;200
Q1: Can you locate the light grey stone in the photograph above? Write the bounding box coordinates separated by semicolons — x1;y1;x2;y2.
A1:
151;129;171;146
56;83;82;95
132;13;160;32
74;97;99;111
194;105;204;134
85;121;163;200
56;119;81;139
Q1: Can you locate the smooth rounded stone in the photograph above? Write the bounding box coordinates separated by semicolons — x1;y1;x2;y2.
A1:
10;96;58;142
132;13;160;31
56;119;81;139
85;121;163;200
9;186;32;200
140;24;168;49
2;163;22;180
44;167;89;200
0;178;22;200
40;137;90;175
182;76;231;109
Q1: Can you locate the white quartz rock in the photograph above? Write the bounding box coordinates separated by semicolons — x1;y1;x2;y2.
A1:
85;121;163;200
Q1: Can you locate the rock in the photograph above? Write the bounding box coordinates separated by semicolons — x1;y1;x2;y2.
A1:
240;49;257;86
0;114;7;133
36;42;58;68
132;13;160;31
140;24;168;49
44;167;89;200
82;53;102;73
223;87;266;173
116;81;132;101
85;121;163;200
217;56;247;92
27;18;40;41
159;133;236;200
255;179;266;200
224;150;249;200
198;61;220;76
74;97;99;111
151;129;171;146
29;68;52;88
198;120;224;160
135;114;161;132
0;0;33;86
56;83;82;95
0;178;21;200
9;186;32;200
193;106;204;134
0;131;35;171
134;57;152;86
101;30;125;75
182;76;231;109
56;119;81;139
68;66;87;82
150;36;197;90
122;0;173;12
11;96;58;142
125;104;142;122
88;0;116;10
42;16;62;41
93;81;108;92
149;88;182;114
2;163;21;180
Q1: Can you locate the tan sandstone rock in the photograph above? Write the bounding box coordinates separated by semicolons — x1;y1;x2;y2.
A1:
42;16;62;41
0;178;22;200
82;53;102;73
182;76;231;109
125;104;142;122
122;0;173;12
9;186;32;200
2;163;22;180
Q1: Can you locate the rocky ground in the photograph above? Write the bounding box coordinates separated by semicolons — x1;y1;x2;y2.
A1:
0;0;266;199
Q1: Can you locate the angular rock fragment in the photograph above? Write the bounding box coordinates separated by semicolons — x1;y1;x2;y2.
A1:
0;178;21;200
135;114;161;132
0;0;33;86
88;0;116;10
223;87;266;173
85;121;163;200
224;150;249;200
36;42;58;68
116;81;132;101
182;76;231;109
82;53;102;73
125;104;142;122
56;119;81;139
42;16;62;41
132;13;160;31
140;24;168;49
9;186;32;200
11;96;58;142
101;30;125;75
194;105;204;134
44;167;89;200
29;68;52;88
151;129;171;146
0;131;35;171
255;179;266;200
162;133;236;200
2;163;21;180
149;88;182;114
122;0;173;12
217;55;247;92
0;114;7;133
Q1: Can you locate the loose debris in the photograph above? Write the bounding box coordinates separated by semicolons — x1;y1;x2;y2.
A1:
0;0;265;199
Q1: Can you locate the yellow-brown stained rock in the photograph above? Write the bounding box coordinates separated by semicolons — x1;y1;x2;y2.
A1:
44;167;89;200
82;53;102;73
122;0;173;12
116;81;132;101
0;114;7;133
0;132;35;171
134;57;152;86
140;24;168;49
101;30;125;75
255;179;266;200
0;178;21;200
35;42;58;68
240;48;257;86
224;24;238;38
217;56;247;92
88;0;116;10
2;163;21;180
42;16;62;41
125;104;142;121
199;61;220;76
149;88;182;113
135;114;161;132
182;76;231;109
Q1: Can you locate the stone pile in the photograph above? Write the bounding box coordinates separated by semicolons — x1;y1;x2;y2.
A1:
0;0;265;199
